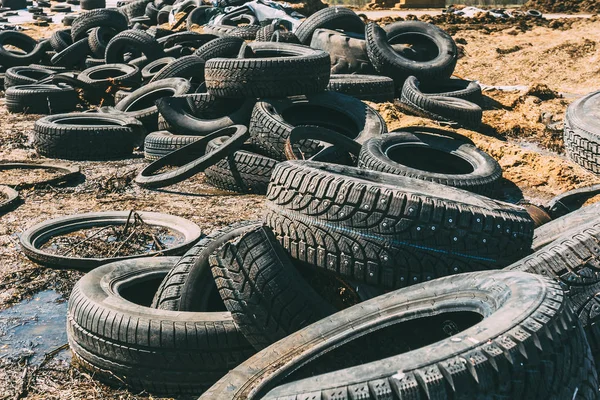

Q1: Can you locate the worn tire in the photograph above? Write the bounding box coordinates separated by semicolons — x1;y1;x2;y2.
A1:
0;185;19;212
67;257;254;395
4;65;54;89
33;112;144;160
105;29;164;64
310;29;374;75
143;130;201;160
264;161;534;289
141;56;175;80
6;83;78;114
204;137;277;194
0;31;46;67
210;226;335;350
205;42;330;98
78;63;141;93
71;9;128;41
358;131;502;196
249;91;386;161
419;77;482;104
194;36;244;61
51;37;91;68
564;90;600;175
202;270;598;400
295;6;365;45
49;29;72;52
327;74;394;102
149;55;205;84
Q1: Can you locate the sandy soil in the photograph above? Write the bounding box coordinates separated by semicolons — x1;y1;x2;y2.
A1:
2;15;600;400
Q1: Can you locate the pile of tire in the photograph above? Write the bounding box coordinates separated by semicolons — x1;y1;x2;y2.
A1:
5;2;600;398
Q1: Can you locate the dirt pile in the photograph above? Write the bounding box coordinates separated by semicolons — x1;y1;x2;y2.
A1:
526;0;600;13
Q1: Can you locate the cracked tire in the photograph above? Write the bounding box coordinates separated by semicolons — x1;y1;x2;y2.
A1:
264;161;534;289
201;270;598;400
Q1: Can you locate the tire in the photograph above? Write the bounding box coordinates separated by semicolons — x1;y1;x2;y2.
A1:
21;211;201;269
0;185;19;213
87;26;116;59
33;112;145;160
0;161;80;189
226;25;260;40
135;125;249;188
144;0;158;22
286;125;363;162
531;202;600;251
194;36;244;60
249;91;386;161
71;9;128;41
6;84;78;114
264;161;534;289
157;5;171;24
358;131;502;196
105;29;164;64
4;65;54;89
564;90;600;174
158;32;216;49
0;31;46;67
365;21;457;85
295;6;365;45
62;13;76;26
255;24;275;42
141;56;175;80
201;24;236;37
49;29;72;52
78;63;141;94
114;77;192;132
401;76;482;129
80;0;105;10
186;5;214;29
143;130;201;160
67;257;254;395
119;0;150;19
51;37;91;68
152;221;261;311
1;0;26;9
210;226;335;350
204;138;277;194
156;93;254;135
50;3;71;11
149;55;205;84
419;77;482;104
84;57;105;68
327;74;394;102
310;29;374;75
506;218;600;373
204;42;330;98
202;270;598;400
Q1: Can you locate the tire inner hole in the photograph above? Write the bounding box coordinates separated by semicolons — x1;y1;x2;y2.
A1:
385;144;474;174
281;105;359;139
89;69;128;80
278;310;483;385
389;33;439;61
126;88;175;111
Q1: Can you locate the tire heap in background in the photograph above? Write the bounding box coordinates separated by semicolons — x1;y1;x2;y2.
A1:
4;2;600;399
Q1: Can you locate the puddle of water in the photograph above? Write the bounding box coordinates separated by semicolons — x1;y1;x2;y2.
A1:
0;290;69;365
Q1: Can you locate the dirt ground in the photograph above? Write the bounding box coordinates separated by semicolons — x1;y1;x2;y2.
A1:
2;15;600;400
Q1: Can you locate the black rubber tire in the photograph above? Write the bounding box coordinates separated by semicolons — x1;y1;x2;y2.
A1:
249;91;387;161
84;57;105;68
67;257;254;395
144;0;158;22
401;76;482;129
193;35;244;60
157;32;215;49
210;226;335;350
1;0;26;10
0;185;19;212
50;3;71;11
285;125;363;162
62;13;76;26
0;31;46;67
114;77;192;132
143;130;201;160
358;131;502;196
419;77;482;104
71;9;128;41
156;93;254;135
153;221;261;311
157;4;171;24
531;202;600;251
20;211;202;269
527;9;542;18
185;5;214;29
270;30;300;44
204;42;330;98
310;28;374;75
200;24;237;38
327;74;394;103
49;29;72;52
87;26;116;59
226;25;260;40
80;0;105;10
0;161;80;189
4;65;54;89
105;29;164;64
6;83;78;114
264;161;534;289
141;56;175;80
255;24;275;42
506;218;600;373
135;125;249;188
295;6;365;45
204;137;277;194
78;63;141;93
119;0;150;19
365;21;457;85
201;270;598;400
33;112;145;160
564;90;600;175
149;55;205;84
51;37;91;68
